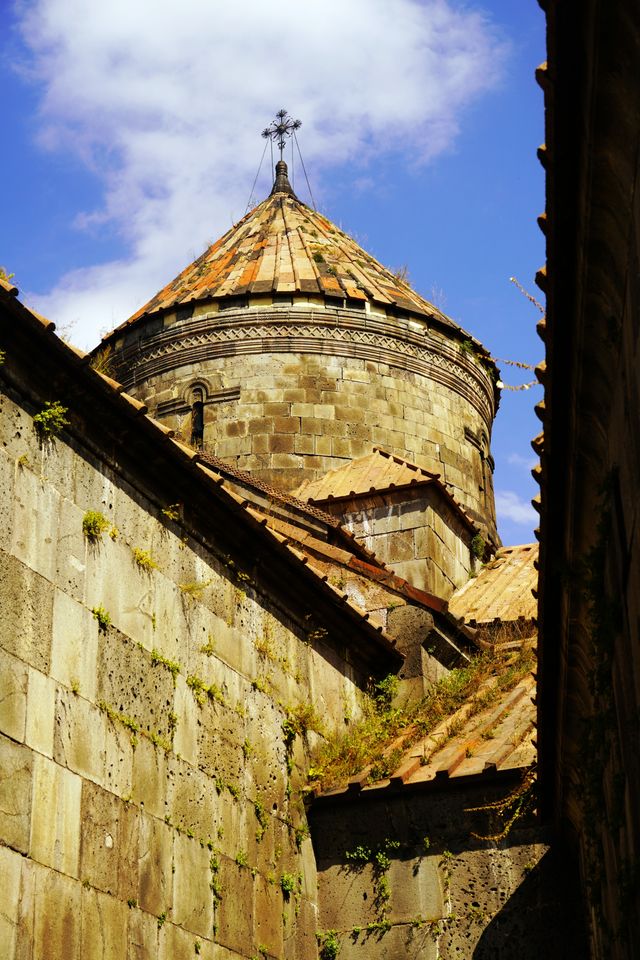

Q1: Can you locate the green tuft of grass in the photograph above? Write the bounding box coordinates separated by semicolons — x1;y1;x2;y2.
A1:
33;400;69;439
131;547;159;571
82;510;110;543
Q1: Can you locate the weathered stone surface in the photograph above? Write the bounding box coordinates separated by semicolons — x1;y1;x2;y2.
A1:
54;688;106;784
19;859;81;960
0;844;22;960
172;833;214;939
340;923;440;959
0;735;32;853
25;668;56;757
80;780;139;900
80;885;129;960
127;909;159;960
131;734;168;820
166;756;217;839
254;873;283;958
96;630;174;741
216;858;255;956
317;861;379;930
0;648;27;743
158;923;216;960
29;753;81;877
50;589;99;701
0;549;54;673
137;813;173;917
290;896;319;960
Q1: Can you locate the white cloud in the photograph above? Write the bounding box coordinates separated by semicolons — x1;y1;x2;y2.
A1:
495;490;537;526
507;452;537;471
16;0;507;346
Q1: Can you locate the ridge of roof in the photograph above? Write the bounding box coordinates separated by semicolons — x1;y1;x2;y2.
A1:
199;451;344;527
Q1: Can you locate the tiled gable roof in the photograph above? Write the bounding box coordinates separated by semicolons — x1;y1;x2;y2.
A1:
293;446;476;530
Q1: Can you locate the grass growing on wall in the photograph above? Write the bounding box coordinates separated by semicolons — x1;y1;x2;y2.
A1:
307;643;535;792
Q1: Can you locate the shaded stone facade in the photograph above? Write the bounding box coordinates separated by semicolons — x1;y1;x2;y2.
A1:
536;0;640;953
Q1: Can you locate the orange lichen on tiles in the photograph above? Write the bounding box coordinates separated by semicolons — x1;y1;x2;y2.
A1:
109;176;461;339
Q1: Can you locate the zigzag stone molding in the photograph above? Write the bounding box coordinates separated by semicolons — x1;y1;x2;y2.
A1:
114;307;497;427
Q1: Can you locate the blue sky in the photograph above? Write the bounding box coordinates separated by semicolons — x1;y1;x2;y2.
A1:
1;0;545;546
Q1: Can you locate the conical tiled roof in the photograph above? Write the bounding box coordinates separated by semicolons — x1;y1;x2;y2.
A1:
122;162;459;332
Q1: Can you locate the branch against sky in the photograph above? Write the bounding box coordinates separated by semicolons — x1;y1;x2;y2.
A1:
10;0;508;345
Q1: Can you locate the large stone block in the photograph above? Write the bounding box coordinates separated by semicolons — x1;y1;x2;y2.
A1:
385;531;415;563
96;630;175;742
80;885;128;960
317;861;378;930
340;923;440;959
289;895;319;960
80;780;139;901
137;812;173;917
216;857;255;956
132;734;168;820
0;844;22;960
166;756;217;839
0;648;27;743
25;668;56;758
127;909;159;960
387;856;444;924
54;688;106;784
18;858;81;960
50;589;99;701
253;873;283;958
29;753;82;877
9;466;61;584
172;833;214;939
0;549;54;673
0;735;32;853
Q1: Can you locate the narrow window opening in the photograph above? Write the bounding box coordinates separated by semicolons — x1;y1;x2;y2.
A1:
191;389;204;448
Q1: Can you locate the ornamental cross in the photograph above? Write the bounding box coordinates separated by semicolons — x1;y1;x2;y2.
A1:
262;109;302;160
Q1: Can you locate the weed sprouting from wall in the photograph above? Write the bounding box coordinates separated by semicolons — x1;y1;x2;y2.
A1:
82;510;110;543
91;605;111;632
131;547;159;571
151;649;182;686
316;929;341;959
33;400;69;440
179;579;212;600
465;765;537;841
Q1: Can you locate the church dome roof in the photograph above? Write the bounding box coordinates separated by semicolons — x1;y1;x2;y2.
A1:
119;161;466;338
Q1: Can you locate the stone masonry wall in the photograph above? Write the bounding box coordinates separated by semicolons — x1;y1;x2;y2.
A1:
0;388;369;960
336;489;475;599
112;304;498;537
309;786;585;959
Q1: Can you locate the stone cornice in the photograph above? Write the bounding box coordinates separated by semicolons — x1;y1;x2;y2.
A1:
112;306;498;428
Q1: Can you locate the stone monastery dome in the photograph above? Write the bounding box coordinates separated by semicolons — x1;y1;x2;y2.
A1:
99;161;500;542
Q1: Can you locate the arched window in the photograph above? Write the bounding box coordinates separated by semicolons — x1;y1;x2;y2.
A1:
191;388;204;448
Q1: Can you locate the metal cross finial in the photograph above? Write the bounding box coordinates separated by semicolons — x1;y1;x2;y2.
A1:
261;109;302;160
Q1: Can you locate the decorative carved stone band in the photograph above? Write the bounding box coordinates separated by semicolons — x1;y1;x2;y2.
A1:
115;308;498;426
